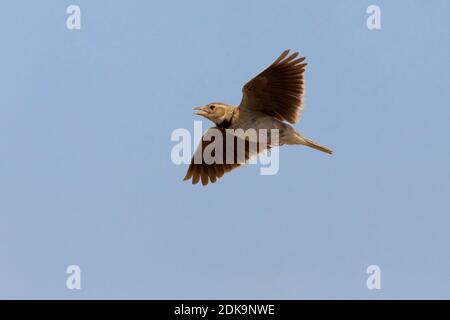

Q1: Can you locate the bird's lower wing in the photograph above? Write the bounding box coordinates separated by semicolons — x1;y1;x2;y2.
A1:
183;127;269;186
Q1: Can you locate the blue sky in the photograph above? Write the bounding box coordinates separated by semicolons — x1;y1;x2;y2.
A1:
0;0;449;299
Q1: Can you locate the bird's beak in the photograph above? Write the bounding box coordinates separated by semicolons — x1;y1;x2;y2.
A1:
193;106;209;117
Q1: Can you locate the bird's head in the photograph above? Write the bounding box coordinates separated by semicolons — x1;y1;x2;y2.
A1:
193;103;234;126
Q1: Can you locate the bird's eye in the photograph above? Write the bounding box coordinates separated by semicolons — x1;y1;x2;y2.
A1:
210;105;215;110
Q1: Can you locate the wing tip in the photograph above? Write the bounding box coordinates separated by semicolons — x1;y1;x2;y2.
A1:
274;49;307;67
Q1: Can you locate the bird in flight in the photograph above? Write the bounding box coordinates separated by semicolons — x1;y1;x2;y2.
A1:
184;50;332;185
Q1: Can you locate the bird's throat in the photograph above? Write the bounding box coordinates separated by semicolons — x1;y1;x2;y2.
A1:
216;108;236;129
217;118;232;129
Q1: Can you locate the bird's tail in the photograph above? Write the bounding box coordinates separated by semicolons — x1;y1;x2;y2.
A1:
293;132;333;155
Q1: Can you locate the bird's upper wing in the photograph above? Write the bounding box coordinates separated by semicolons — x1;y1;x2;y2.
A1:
239;50;307;124
183;127;268;186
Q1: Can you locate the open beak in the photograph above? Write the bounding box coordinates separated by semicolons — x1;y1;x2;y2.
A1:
193;106;209;117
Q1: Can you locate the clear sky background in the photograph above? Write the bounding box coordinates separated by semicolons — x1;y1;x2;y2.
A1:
0;0;449;299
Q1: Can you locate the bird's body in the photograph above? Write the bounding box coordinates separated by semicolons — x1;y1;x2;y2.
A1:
184;50;332;185
209;106;271;132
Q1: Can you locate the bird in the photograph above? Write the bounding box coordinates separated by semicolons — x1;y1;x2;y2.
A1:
183;49;332;185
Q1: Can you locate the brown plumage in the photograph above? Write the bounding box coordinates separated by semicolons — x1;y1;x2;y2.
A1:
184;50;332;186
183;126;268;185
241;50;306;124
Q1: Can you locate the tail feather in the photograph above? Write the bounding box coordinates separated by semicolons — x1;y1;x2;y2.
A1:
303;138;333;155
291;132;332;155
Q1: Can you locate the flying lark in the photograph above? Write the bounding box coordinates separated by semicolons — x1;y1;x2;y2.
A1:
184;50;332;185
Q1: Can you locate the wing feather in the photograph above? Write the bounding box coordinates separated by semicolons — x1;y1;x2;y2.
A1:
239;50;307;124
183;127;269;185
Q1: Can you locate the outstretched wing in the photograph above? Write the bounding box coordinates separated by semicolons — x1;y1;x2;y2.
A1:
239;50;307;124
183;127;268;186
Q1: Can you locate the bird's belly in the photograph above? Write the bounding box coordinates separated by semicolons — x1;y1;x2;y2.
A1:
237;116;286;131
233;115;288;145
